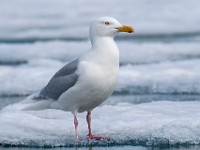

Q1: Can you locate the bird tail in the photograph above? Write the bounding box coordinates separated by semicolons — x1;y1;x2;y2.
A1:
1;93;55;112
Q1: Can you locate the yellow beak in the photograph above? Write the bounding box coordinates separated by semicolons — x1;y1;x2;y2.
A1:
116;25;134;33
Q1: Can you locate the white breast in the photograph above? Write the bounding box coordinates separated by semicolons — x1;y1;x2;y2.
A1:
56;37;119;113
57;58;119;113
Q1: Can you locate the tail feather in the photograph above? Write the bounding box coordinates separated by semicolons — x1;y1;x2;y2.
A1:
1;94;55;112
22;99;54;111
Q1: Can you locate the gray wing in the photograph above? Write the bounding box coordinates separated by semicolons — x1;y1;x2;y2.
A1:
38;59;79;100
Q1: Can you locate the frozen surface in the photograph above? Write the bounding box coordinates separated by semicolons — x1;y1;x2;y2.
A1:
0;146;149;150
0;101;200;147
117;59;200;94
0;0;200;148
0;41;88;63
1;41;200;64
0;59;61;96
0;0;200;41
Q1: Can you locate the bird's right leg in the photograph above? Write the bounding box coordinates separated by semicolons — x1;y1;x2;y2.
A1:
72;112;79;140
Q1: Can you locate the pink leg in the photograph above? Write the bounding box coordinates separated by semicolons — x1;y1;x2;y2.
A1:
86;111;92;136
73;113;79;140
86;111;109;140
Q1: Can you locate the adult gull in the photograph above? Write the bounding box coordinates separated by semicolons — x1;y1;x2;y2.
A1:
18;16;133;140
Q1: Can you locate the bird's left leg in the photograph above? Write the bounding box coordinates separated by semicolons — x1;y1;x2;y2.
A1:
86;111;109;140
86;111;92;137
72;112;79;140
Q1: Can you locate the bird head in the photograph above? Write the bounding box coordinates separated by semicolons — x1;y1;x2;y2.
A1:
89;16;134;40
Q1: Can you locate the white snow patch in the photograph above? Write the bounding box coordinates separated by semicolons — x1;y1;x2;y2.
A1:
0;101;200;146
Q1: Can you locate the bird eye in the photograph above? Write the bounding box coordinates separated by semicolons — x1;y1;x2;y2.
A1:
104;21;110;25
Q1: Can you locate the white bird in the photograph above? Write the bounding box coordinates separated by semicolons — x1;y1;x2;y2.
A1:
22;16;134;140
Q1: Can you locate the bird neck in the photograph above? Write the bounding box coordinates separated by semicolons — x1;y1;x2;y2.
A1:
91;36;118;51
90;36;119;66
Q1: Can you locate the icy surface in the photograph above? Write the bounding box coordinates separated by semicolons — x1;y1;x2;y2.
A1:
0;0;200;41
0;41;88;63
0;0;200;148
118;59;200;94
0;101;200;147
1;41;200;64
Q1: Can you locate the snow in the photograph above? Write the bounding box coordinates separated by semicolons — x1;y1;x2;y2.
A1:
0;0;200;147
0;0;200;40
0;101;200;147
118;59;200;94
0;41;88;63
1;41;200;64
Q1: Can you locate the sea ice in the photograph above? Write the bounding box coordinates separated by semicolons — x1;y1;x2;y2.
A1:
0;101;200;147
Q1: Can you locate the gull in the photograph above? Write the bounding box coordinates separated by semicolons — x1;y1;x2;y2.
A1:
24;16;133;140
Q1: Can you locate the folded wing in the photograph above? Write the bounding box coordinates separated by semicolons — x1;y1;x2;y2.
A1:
39;59;79;100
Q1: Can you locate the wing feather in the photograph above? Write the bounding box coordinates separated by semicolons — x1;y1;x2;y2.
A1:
38;59;79;100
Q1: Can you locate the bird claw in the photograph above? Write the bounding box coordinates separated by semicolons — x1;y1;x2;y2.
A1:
87;134;110;140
